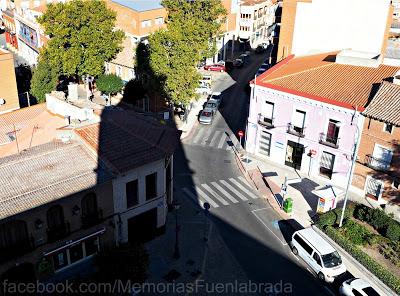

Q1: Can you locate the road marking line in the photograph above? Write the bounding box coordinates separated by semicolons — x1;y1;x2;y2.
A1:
182;188;203;207
195;186;219;208
201;184;229;206
209;130;222;147
251;207;271;212
192;128;205;144
238;176;253;189
200;128;214;145
210;182;239;203
217;133;227;149
252;211;287;246
220;180;248;201
229;178;259;199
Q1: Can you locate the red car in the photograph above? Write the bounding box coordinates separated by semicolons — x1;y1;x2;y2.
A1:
204;64;226;72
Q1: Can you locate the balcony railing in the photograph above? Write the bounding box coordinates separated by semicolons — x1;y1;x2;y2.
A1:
319;133;339;149
287;123;305;137
81;208;103;229
365;154;391;171
0;236;34;263
258;114;274;128
47;222;70;243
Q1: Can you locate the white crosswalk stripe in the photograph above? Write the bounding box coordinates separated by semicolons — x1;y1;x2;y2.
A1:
188;129;243;151
210;182;239;203
181;177;260;208
201;184;229;206
200;128;214;145
229;178;259;199
193;128;206;144
209;130;222;146
217;133;227;149
220;180;248;201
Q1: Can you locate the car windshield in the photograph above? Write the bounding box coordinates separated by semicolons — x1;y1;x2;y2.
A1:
321;251;342;268
211;95;220;101
206;103;216;108
362;287;380;296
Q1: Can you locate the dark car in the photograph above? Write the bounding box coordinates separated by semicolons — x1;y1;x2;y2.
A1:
233;58;244;68
255;45;265;54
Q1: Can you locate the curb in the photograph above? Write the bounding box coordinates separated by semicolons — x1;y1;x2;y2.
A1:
312;225;397;296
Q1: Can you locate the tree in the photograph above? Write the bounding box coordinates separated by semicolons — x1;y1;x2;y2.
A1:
30;53;60;103
38;0;124;77
96;74;124;99
143;0;227;106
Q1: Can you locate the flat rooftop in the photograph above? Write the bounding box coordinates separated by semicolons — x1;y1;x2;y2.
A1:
111;0;163;12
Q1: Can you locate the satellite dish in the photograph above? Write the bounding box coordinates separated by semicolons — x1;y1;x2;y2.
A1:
0;98;5;105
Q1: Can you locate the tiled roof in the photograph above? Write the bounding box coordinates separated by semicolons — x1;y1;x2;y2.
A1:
0;141;112;220
257;52;400;110
111;0;163;12
75;109;180;174
362;81;400;126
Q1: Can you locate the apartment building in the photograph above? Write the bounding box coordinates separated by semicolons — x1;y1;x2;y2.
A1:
352;81;400;204
245;51;400;188
0;48;19;114
0;91;179;281
1;5;18;50
277;0;392;62
238;0;278;48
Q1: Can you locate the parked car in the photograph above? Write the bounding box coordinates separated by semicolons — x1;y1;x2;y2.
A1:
225;60;234;72
239;53;250;63
233;58;244;68
199;108;214;124
209;92;222;106
291;228;347;283
260;42;269;49
339;278;380;296
195;83;212;95
204;64;226;72
255;45;265;54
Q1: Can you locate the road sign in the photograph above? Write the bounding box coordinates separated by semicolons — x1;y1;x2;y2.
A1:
203;202;210;211
238;130;244;137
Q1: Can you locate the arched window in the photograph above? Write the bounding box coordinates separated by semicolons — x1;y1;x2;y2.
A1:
47;205;64;230
0;220;29;250
81;193;97;217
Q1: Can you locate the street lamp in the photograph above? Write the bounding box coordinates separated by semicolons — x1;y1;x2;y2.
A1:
173;201;181;259
338;111;361;227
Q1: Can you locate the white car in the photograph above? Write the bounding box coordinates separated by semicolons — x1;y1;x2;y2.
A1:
195;84;211;95
209;92;222;106
339;278;380;296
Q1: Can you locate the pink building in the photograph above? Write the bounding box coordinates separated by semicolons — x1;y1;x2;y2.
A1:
246;51;400;188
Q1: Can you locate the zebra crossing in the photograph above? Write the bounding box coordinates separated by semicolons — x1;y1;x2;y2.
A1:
186;128;242;151
181;176;259;209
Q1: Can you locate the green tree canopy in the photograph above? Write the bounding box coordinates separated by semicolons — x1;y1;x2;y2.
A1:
96;74;124;96
30;53;60;103
38;0;124;77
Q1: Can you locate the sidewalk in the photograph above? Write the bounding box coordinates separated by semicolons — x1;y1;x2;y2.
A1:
234;151;398;296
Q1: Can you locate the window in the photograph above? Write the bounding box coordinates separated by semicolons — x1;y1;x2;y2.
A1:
292;110;306;131
104;62;109;74
313;252;322;266
47;205;64;230
325;119;340;145
126;179;139;208
85;237;99;256
351;290;363;296
261;101;274;124
365;176;383;199
320;152;335;179
81;193;97;217
53;249;68;270
130;69;135;80
69;244;84;264
141;20;151;28
116;66;122;77
383;123;393;134
293;234;313;255
371;144;393;170
155;17;164;25
0;220;29;250
145;173;157;200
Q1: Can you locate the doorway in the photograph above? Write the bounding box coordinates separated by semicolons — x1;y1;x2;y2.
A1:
128;208;158;243
285;140;304;170
258;130;271;156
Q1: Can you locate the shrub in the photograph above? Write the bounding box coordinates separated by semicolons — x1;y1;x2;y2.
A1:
324;226;400;294
354;204;372;222
386;221;400;242
370;208;391;232
316;203;355;228
342;220;372;245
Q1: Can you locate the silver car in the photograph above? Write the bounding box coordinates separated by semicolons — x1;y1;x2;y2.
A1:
204;101;218;115
209;92;222;106
199;108;214;125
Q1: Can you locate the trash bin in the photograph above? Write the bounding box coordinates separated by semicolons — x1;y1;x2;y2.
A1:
283;198;293;214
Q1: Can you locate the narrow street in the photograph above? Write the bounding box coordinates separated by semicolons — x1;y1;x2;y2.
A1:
173;48;332;295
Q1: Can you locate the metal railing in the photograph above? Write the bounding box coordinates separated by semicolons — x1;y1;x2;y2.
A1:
258;114;274;128
287;123;305;137
365;155;391;171
319;133;339;149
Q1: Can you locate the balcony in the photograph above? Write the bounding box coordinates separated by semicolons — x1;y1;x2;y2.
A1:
0;236;34;263
47;222;70;243
319;133;339;149
81;208;103;229
365;155;391;172
258;114;274;129
287;123;305;137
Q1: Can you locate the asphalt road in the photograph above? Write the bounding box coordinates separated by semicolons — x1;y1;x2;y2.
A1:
173;49;333;295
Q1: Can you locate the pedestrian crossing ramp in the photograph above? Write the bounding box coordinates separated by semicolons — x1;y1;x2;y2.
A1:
181;176;260;209
187;128;242;151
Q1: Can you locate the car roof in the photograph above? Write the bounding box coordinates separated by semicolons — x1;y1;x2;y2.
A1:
208;98;219;103
203;108;213;112
295;228;336;255
211;92;221;96
350;279;374;290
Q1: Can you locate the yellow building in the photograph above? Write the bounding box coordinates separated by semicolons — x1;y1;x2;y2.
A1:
0;49;19;114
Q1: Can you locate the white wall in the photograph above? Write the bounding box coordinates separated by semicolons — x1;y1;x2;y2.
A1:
113;159;168;243
291;0;391;56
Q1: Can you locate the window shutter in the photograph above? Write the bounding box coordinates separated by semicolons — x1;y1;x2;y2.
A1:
261;102;274;118
292;110;305;128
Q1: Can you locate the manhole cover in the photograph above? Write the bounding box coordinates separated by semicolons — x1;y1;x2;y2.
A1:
163;269;182;282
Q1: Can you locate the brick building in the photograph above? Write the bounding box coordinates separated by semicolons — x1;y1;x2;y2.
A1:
353;81;400;204
0;48;19;114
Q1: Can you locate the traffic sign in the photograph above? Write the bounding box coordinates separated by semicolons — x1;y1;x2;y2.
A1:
238;130;244;137
203;202;210;211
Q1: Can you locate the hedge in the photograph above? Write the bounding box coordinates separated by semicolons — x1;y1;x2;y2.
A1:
342;220;372;245
323;226;400;294
316;203;355;228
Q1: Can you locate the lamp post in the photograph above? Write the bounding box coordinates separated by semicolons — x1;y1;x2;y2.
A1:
173;201;181;259
338;110;361;228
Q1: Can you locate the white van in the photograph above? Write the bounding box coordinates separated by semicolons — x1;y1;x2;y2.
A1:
291;228;346;283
